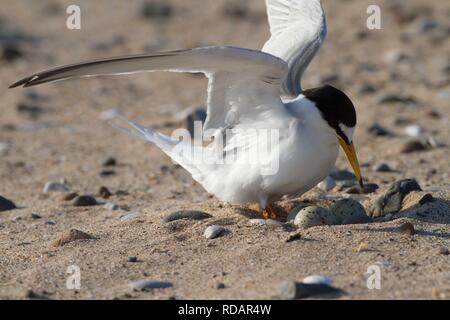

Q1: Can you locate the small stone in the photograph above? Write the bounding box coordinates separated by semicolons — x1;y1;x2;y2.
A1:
372;163;392;172
204;225;226;239
398;222;415;236
222;1;249;19
378;94;417;106
104;202;119;211
215;283;226;290
419;194;434;205
100;170;115;177
357;242;370;252
103;157;117;167
416;18;439;33
294;206;337;229
140;1;173;19
61;192;78;201
370;179;422;218
99;186;113;199
0;195;16;212
302;275;333;286
16;102;43;119
404;125;424;138
120;212;143;222
72;195;97;207
1;44;23;62
277;280;343;300
128;256;138;263
284;232;302;243
330;169;356;181
24;289;50;300
345;186;363;194
363;183;379;194
398;140;427;153
162;210;212;223
50;229;95;247
438;247;449;255
317;176;336;192
128;280;173;290
31;213;41;220
368;123;392;137
43;182;70;193
330;199;371;225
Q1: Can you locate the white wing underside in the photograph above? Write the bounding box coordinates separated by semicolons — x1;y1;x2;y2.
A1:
263;0;327;99
11;46;289;134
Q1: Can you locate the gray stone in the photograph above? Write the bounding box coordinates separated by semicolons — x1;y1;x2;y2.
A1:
72;195;97;207
104;202;119;211
128;280;173;290
120;212;143;222
43;181;70;193
372;163;392;172
0;195;16;212
204;225;227;239
162;210;212;223
278;280;343;300
317;176;336;192
330;199;371;225
369;179;422;218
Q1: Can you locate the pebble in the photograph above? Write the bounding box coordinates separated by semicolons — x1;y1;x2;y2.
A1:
24;289;51;300
404;125;424;138
99;186;113;199
330;169;356;181
102;157;117;166
61;192;78;201
128;280;173;290
43;181;70;193
140;1;173;19
31;213;41;220
416;18;439;33
277;280;343;300
0;142;10;156
363;183;379;194
204;225;227;239
378;94;417;106
1;44;23;62
0;195;16;212
16;102;43;119
372;163;392;172
357;242;370;252
222;1;249;19
398;139;427;153
368;123;392;137
317;176;336;192
120;212;143;222
50;229;95;247
369;179;422;218
72;195;98;207
127;256;138;263
397;222;416;236
438;247;449;255
302;275;333;286
330;199;371;225
162;210;212;223
100;170;115;177
248;219;283;228
104;202;119;211
294;206;337;229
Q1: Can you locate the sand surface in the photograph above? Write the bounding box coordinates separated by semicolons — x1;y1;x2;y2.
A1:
0;0;449;299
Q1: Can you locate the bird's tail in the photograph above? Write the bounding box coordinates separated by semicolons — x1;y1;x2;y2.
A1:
108;114;206;181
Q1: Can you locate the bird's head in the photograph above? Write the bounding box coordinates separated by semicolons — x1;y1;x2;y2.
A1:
303;84;363;188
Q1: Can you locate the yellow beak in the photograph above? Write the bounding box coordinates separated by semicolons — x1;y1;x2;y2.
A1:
338;137;364;188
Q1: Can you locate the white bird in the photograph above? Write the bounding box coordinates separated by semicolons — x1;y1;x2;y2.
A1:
10;0;363;219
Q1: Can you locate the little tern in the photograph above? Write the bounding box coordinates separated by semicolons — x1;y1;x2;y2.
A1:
10;0;363;219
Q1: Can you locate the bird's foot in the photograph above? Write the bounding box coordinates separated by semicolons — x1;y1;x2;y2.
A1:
262;203;278;220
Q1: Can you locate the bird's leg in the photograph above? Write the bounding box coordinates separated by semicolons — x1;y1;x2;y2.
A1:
268;203;279;219
262;203;278;220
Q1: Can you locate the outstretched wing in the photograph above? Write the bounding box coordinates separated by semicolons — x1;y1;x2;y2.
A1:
10;46;289;133
263;0;327;99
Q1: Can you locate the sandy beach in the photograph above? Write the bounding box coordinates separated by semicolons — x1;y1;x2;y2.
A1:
0;0;449;299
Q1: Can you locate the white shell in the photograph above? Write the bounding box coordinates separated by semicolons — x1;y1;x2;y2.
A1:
302;275;333;286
